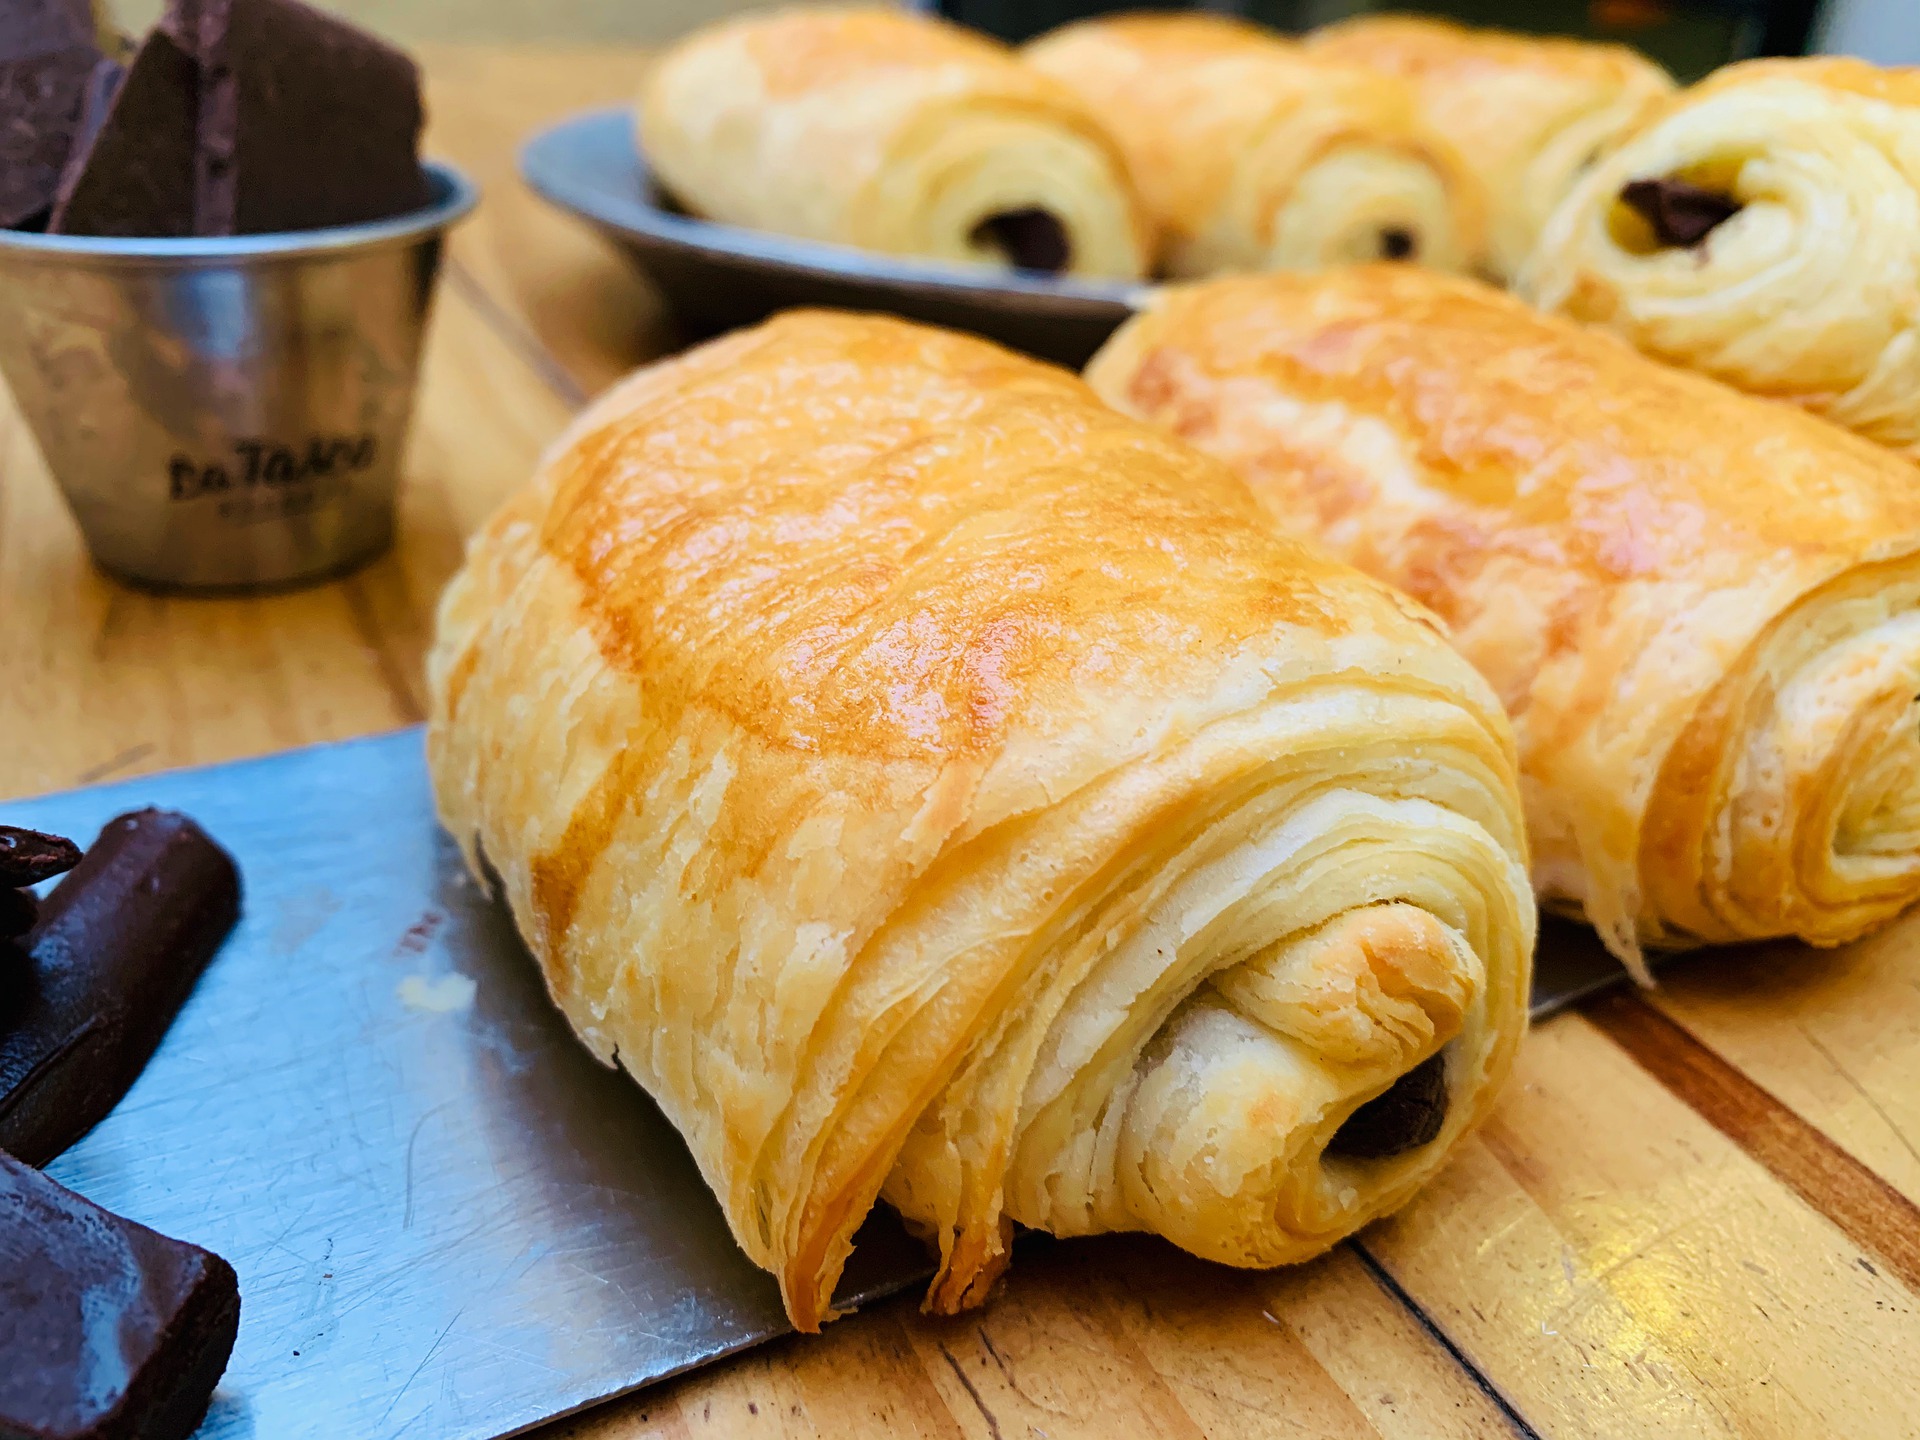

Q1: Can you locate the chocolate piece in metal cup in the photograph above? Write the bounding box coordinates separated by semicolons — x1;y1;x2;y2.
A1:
0;160;477;592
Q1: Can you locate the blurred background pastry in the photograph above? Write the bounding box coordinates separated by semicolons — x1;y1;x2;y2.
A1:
637;6;1149;279
428;309;1535;1330
1521;56;1920;457
1307;14;1673;281
1026;12;1487;277
1091;266;1920;975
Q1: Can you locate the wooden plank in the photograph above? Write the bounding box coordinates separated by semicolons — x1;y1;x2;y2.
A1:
1644;922;1920;1206
545;1240;1526;1440
1362;1014;1920;1440
1586;989;1920;1290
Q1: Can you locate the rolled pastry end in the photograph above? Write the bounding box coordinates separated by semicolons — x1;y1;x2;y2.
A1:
1257;143;1473;273
1645;571;1920;951
1106;903;1482;1270
1520;62;1920;454
874;748;1531;1321
876;110;1148;279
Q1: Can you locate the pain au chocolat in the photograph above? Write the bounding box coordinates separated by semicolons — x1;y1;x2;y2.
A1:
1025;12;1486;278
1090;265;1920;974
427;310;1533;1328
1307;14;1672;282
1521;57;1920;458
637;7;1148;280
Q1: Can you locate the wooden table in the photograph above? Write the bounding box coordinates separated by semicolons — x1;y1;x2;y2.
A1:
4;46;1919;1440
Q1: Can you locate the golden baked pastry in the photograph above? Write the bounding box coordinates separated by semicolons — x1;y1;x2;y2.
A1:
1308;14;1672;281
1089;266;1920;974
427;310;1534;1328
637;6;1148;279
1024;12;1486;278
1521;57;1920;457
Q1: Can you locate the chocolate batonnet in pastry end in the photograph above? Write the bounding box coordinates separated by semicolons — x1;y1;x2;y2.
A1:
427;308;1534;1329
1307;13;1672;282
1088;265;1920;971
1521;56;1920;458
638;7;1149;280
1025;12;1487;279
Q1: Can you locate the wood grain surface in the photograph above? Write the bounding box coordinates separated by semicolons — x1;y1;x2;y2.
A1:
3;46;1919;1440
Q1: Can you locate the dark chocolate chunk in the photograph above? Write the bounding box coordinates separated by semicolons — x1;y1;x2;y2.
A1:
0;0;97;61
0;887;36;940
971;207;1071;274
0;1149;239;1440
161;0;428;235
1620;176;1741;249
0;824;81;888
47;27;197;237
0;809;240;1166
0;42;99;227
1378;226;1416;261
1326;1050;1450;1160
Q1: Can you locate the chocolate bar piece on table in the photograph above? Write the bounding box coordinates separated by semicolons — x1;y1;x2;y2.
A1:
0;1149;240;1440
0;809;241;1166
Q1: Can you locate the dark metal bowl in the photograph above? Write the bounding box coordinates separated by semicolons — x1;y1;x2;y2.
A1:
519;109;1146;367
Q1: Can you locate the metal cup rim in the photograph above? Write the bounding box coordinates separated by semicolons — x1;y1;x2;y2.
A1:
0;159;479;266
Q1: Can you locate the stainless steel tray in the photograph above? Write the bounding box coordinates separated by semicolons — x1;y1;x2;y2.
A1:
7;726;1628;1439
519;108;1144;367
12;728;926;1440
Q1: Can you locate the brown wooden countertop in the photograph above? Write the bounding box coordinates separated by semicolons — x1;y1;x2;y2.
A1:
2;44;1917;1440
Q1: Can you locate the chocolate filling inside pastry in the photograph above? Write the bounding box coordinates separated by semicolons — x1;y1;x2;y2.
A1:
1326;1050;1450;1159
971;206;1071;274
1377;226;1416;261
1620;176;1741;249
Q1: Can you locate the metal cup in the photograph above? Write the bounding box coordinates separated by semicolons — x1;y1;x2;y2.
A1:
0;162;478;593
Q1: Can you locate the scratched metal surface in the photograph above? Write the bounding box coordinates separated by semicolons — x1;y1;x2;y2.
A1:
11;727;927;1440
6;727;1627;1439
